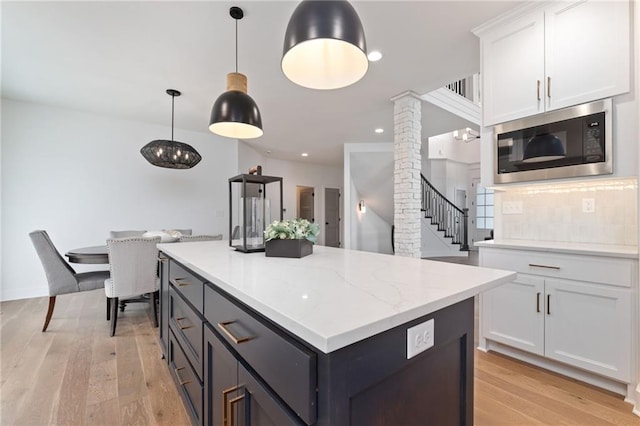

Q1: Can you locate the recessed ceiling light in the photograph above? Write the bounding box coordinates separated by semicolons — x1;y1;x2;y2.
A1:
375;128;384;134
368;50;382;62
301;152;309;157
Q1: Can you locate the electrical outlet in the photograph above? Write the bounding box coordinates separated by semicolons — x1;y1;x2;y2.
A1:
407;319;434;359
502;200;523;214
582;198;595;213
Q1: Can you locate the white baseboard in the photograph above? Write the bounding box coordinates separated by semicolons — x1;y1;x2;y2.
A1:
483;339;637;414
0;286;47;302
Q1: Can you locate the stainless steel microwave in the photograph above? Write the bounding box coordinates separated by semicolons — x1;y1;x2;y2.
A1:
493;99;612;184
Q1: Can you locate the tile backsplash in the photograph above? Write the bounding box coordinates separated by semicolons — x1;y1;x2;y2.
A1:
495;177;638;246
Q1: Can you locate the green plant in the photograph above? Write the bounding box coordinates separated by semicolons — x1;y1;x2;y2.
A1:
264;218;320;244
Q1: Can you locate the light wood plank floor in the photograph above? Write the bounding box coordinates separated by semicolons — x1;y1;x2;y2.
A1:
1;290;638;425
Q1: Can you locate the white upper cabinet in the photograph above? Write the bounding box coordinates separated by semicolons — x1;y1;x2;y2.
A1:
545;1;630;112
482;11;545;126
479;0;630;127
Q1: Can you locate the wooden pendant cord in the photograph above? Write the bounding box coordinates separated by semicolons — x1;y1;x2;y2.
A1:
226;16;248;93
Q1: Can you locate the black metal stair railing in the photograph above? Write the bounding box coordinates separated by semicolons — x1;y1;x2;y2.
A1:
421;174;469;251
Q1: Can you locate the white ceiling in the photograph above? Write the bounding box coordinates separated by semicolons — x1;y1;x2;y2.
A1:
1;1;520;166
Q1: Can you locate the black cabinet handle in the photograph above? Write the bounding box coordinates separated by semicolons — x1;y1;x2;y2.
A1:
547;294;551;315
536;292;541;313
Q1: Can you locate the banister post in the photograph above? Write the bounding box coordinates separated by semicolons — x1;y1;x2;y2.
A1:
461;208;469;251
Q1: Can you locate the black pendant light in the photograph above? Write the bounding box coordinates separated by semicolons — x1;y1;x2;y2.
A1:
209;6;263;140
282;0;368;90
523;133;566;163
140;89;202;169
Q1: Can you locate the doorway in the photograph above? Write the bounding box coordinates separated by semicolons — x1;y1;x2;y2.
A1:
325;188;340;247
296;186;314;222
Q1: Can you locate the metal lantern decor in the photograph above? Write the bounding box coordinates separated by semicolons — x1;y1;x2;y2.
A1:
229;168;283;253
140;89;202;169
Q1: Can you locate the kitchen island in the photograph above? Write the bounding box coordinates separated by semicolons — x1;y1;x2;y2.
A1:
157;241;515;425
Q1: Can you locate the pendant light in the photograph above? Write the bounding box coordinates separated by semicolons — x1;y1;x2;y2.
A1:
209;6;263;139
282;0;368;90
140;89;202;169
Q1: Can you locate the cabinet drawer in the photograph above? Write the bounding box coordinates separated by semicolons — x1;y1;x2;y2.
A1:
481;248;635;288
170;260;205;313
169;330;203;426
170;288;203;380
204;284;317;425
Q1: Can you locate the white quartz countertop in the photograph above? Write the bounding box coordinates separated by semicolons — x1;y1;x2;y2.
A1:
475;239;638;259
158;241;515;353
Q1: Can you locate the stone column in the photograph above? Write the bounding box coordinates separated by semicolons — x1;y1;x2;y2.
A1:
392;91;422;258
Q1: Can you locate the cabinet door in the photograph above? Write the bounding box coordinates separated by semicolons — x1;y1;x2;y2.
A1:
544;278;631;381
236;364;303;426
482;10;545;126
205;325;238;426
545;0;630;111
481;274;545;355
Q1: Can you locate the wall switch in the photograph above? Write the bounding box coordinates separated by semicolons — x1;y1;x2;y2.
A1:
407;319;434;359
502;200;523;214
582;198;595;213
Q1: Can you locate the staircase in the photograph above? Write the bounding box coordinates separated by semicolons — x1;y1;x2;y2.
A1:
421;173;469;256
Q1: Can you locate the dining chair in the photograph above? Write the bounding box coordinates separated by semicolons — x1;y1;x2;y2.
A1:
29;230;111;332
105;236;161;336
178;234;223;242
109;230;147;238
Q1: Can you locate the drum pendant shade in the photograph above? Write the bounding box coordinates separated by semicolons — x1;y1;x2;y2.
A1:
209;7;263;139
140;89;202;169
282;0;368;90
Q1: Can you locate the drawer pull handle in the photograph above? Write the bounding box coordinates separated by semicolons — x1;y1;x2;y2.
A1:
536;292;541;313
173;278;190;287
536;80;541;101
528;263;560;270
174;366;192;386
229;393;246;426
217;321;252;344
175;317;193;330
547;294;551;315
223;385;242;426
547;76;551;98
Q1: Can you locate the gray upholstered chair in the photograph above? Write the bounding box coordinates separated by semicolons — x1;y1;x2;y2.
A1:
109;230;147;238
29;230;110;332
178;234;223;242
105;236;160;336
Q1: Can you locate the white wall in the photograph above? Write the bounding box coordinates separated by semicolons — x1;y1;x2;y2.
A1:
343;143;394;252
259;158;343;246
427;132;480;164
237;141;265;175
1;99;237;301
356;208;393;255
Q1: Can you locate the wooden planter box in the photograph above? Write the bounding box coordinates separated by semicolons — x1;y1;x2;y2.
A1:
265;239;313;258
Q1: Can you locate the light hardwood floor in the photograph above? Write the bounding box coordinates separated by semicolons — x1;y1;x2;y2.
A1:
1;289;638;425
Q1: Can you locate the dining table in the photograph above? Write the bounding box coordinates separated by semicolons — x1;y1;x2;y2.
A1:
65;245;109;264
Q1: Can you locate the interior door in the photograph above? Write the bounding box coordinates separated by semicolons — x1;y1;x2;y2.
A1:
297;186;314;222
324;188;340;247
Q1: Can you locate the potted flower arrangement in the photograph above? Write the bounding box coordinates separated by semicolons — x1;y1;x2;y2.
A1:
264;218;320;258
